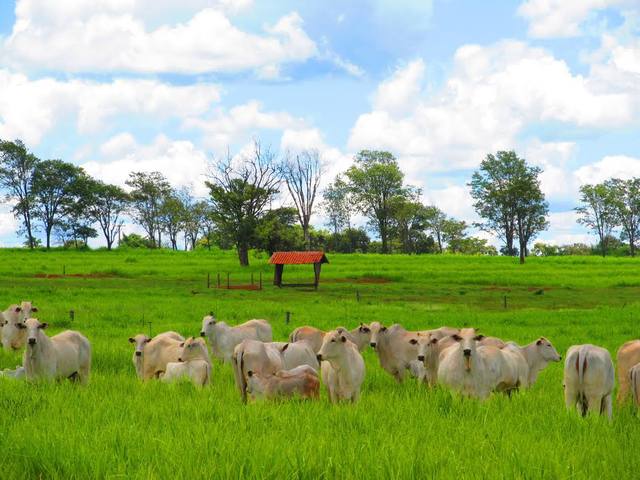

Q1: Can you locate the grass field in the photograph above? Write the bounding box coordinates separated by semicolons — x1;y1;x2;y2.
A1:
1;248;639;479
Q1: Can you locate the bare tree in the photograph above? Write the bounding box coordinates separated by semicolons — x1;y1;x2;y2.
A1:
282;150;323;249
206;141;281;266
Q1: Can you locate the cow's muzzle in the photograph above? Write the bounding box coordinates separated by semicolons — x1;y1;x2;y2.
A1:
316;354;322;362
135;351;142;357
370;342;376;348
28;338;36;345
417;355;425;362
463;349;471;357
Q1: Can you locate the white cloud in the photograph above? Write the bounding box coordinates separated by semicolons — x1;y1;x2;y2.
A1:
348;41;637;177
0;70;220;144
82;134;211;197
0;209;18;237
525;140;577;200
3;2;316;74
574;155;640;185
543;211;591;245
517;0;627;38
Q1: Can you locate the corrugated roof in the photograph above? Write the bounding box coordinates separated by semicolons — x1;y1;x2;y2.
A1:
269;251;329;265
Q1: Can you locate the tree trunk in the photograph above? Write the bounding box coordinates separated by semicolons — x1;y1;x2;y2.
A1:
107;239;113;251
45;225;52;249
629;235;635;257
519;240;526;264
237;242;249;266
303;225;310;251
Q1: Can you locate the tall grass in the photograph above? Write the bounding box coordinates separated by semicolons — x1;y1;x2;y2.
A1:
0;249;639;479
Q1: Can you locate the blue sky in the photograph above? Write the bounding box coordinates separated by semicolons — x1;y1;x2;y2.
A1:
0;0;639;247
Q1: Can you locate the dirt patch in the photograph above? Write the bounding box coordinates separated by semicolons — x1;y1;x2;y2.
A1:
355;276;391;284
482;285;512;292
34;273;117;279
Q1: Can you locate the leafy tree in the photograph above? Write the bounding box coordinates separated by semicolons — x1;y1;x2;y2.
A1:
470;151;548;263
126;171;171;248
423;206;448;254
322;175;352;235
119;233;154;249
206;141;280;266
282;150;322;249
255;207;302;255
0;139;40;248
327;227;371;253
442;218;468;253
182;195;208;251
452;237;498;255
88;181;129;250
575;183;618;257
608;178;640;256
32;159;87;249
391;196;428;254
345;150;410;254
160;190;186;250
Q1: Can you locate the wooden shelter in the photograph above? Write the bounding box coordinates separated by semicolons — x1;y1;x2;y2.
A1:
269;251;329;290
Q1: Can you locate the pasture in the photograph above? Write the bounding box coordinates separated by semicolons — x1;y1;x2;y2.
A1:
1;249;639;479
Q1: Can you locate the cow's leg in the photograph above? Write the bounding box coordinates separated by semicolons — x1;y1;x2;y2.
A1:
564;386;579;413
586;393;603;416
617;377;630;405
601;394;613;419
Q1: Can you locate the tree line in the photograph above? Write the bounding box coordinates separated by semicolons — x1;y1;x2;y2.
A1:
1;138;638;264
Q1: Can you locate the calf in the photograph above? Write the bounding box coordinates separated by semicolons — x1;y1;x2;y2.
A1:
232;339;283;402
317;330;365;403
22;318;91;384
201;315;272;363
564;344;614;418
616;339;640;404
128;331;184;381
161;337;211;387
1;302;38;350
505;338;561;386
288;324;372;353
246;365;320;401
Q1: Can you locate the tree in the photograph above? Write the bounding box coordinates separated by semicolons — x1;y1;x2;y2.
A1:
0;139;39;248
442;218;468;253
470;151;548;263
322;175;352;235
255;207;302;255
182;194;208;251
88;181;129;250
345;150;410;254
31;159;87;249
392;196;428;254
423;206;448;254
608;178;640;257
160;190;186;250
282;150;322;249
126;171;171;248
206;141;281;266
575;183;618;257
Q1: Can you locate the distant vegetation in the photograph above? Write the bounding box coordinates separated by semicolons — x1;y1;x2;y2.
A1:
1;139;638;263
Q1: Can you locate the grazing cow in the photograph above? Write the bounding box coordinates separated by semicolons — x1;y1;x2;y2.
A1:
317;330;365;403
128;331;185;381
616;340;640;404
22;318;91;384
232;339;283;403
437;328;493;399
371;324;429;382
505;338;561;386
0;366;26;379
563;344;614;418
416;335;458;386
630;363;640;408
200;314;272;363
288;324;372;353
269;341;320;370
1;302;38;350
481;344;529;394
161;337;211;387
246;365;320;401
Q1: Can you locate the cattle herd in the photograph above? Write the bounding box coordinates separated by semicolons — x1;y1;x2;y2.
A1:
2;301;640;417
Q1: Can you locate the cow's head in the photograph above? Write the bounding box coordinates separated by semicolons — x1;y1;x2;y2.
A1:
19;301;38;321
128;334;151;357
451;328;483;371
200;314;216;337
368;322;385;349
536;337;561;362
25;318;47;346
317;330;348;362
178;336;207;362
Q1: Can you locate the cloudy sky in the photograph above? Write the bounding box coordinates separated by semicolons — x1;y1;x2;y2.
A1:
0;0;639;247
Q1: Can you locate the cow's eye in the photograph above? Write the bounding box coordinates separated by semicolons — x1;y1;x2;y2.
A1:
331;339;335;342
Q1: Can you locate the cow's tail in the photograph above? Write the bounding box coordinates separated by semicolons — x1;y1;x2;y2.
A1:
231;346;247;403
631;368;639;406
576;346;589;415
289;328;298;343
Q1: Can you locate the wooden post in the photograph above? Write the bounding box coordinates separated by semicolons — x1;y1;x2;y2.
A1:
227;273;230;289
69;310;75;322
207;273;210;289
259;271;263;290
503;296;507;309
285;311;291;325
251;272;254;288
217;273;221;288
63;265;66;276
274;264;283;287
356;290;360;302
313;262;321;290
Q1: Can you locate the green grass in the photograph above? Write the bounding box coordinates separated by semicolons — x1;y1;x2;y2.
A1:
1;248;639;479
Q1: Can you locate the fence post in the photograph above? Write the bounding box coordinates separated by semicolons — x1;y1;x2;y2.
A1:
148;322;153;338
251;272;254;288
503;296;507;309
69;310;75;322
217;273;221;289
259;271;262;290
63;265;66;276
207;273;210;289
356;290;360;302
285;311;291;325
227;273;230;289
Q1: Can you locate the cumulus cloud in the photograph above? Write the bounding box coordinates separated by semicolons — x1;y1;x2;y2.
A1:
3;1;316;74
348;41;638;178
574;155;640;185
517;0;628;38
0;70;220;144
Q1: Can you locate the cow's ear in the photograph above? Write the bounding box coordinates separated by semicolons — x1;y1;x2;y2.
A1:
536;339;543;345
452;334;462;342
38;322;48;329
281;343;289;352
341;335;347;343
128;337;135;343
430;338;438;344
474;334;485;341
179;342;185;347
32;307;38;312
247;370;253;377
380;326;387;332
145;338;152;343
14;306;21;312
409;338;418;345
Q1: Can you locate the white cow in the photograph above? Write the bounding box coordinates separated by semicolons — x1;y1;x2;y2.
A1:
161;337;211;387
630;363;640;408
563;344;615;418
128;331;185;381
437;328;493;399
417;334;458;386
200;315;272;363
616;340;640;404
481;344;529;394
317;330;365;403
370;324;429;382
505;337;561;386
22;318;91;384
289;324;372;353
268;341;320;370
1;301;38;350
232;339;283;402
246;365;320;401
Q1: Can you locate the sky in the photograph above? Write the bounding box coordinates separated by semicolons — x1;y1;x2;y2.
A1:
0;0;639;248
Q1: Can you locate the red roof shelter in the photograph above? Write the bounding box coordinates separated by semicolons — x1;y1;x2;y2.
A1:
269;251;329;290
